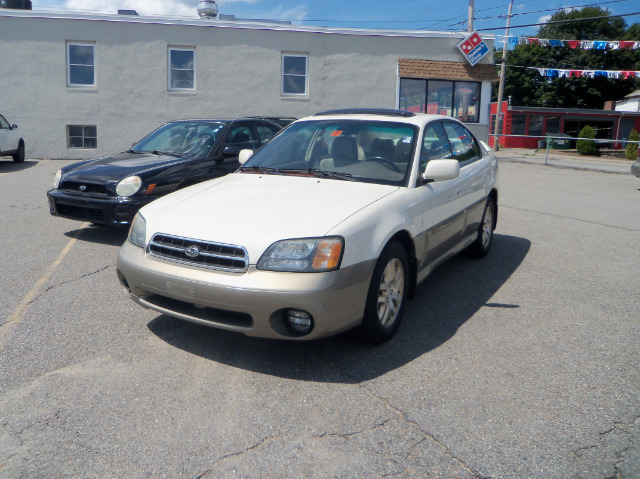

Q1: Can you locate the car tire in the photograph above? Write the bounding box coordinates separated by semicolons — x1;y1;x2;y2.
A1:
12;141;25;163
357;241;409;344
466;196;495;258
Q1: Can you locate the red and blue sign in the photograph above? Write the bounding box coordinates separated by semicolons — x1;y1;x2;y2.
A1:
457;31;489;67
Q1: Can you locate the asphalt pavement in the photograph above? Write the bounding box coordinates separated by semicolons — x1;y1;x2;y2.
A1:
1;158;639;478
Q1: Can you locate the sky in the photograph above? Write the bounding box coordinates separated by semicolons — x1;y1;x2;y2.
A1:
30;0;640;37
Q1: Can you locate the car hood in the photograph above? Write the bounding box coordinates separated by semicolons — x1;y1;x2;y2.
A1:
141;173;399;260
62;152;192;183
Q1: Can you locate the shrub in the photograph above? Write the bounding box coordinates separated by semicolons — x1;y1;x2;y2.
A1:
626;129;639;160
577;125;597;156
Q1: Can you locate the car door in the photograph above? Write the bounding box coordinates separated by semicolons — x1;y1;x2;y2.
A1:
441;121;490;239
417;121;465;272
0;114;10;153
217;124;263;174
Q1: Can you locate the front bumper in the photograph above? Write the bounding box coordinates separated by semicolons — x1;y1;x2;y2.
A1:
47;189;154;226
116;240;376;340
631;162;640;178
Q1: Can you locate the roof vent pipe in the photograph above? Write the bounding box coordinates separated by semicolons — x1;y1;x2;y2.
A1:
197;0;218;19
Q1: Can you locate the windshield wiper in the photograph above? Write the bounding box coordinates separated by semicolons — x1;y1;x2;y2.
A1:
125;149;143;154
239;166;282;175
152;150;183;157
307;168;355;181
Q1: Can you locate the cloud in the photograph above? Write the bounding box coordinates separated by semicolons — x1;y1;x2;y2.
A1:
62;0;268;17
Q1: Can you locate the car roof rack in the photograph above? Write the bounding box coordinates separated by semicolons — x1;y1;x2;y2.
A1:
314;108;416;118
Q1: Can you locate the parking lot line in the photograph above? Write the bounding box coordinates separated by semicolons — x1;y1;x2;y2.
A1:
1;222;89;345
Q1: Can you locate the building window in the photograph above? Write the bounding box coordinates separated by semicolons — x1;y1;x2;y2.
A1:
67;42;95;87
529;115;544;136
169;47;196;91
67;125;97;148
546;116;561;134
398;78;481;123
399;78;426;113
511;114;526;135
282;53;308;96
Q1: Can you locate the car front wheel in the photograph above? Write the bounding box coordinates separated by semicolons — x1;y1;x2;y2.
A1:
358;241;409;344
466;196;495;258
12;142;25;163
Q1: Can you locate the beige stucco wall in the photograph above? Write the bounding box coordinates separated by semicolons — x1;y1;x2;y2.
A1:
0;11;495;159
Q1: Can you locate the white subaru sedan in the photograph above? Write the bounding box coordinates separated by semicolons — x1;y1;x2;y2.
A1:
116;109;498;343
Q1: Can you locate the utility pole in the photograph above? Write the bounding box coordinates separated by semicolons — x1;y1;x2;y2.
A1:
494;0;513;152
468;0;474;32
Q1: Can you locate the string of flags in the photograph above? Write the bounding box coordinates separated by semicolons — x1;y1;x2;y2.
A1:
535;68;638;78
510;65;640;79
499;36;640;50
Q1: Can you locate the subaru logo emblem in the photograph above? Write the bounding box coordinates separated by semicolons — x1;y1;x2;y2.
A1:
79;185;87;191
185;246;200;258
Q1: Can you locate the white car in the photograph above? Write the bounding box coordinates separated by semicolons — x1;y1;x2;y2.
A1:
0;113;25;163
116;109;499;343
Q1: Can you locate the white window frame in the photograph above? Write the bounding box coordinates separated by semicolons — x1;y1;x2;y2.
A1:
66;42;96;88
281;53;308;97
168;47;196;92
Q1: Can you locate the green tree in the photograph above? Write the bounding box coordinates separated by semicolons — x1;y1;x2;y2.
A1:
577;125;597;155
626;129;639;160
494;7;640;108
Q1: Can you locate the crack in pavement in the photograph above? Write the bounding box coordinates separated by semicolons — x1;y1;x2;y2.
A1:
303;343;487;479
501;205;640;232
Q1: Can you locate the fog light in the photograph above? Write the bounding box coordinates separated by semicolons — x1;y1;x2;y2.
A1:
285;309;314;335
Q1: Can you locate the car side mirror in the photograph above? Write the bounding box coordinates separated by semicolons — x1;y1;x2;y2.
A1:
11;124;18;130
422;159;460;183
238;149;254;165
223;146;241;157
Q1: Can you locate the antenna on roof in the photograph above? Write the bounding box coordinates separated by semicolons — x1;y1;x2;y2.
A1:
197;0;218;19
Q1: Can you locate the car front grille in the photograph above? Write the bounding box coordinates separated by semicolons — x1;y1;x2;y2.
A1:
148;234;249;272
60;180;109;195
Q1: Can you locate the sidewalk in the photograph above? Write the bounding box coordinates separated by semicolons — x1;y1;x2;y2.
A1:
492;148;635;175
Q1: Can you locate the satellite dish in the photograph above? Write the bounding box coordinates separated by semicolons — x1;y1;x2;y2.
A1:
197;0;218;19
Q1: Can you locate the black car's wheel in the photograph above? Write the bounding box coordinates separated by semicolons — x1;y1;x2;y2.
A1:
358;241;409;344
12;141;25;163
466;196;495;258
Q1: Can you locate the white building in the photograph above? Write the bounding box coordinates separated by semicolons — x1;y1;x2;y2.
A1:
0;7;498;159
615;89;640;112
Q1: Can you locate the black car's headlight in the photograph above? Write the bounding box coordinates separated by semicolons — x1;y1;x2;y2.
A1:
257;237;344;272
128;213;146;248
116;176;142;197
53;169;62;189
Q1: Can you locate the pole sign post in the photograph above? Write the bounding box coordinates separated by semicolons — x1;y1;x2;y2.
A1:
457;31;489;67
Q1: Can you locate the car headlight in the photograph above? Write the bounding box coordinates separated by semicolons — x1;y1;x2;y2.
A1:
116;176;142;197
128;213;146;248
53;169;62;189
257;237;343;272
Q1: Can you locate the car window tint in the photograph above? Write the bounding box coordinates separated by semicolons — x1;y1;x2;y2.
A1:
442;122;481;164
225;126;260;150
420;122;452;172
256;125;279;146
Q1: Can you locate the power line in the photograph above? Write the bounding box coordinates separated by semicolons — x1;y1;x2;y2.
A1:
476;10;640;31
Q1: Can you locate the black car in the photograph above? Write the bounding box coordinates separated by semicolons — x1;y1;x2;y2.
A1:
47;118;282;226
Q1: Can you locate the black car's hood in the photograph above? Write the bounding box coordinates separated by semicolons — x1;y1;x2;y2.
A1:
62;152;193;183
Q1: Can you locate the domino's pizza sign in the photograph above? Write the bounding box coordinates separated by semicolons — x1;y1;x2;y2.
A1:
457;31;489;67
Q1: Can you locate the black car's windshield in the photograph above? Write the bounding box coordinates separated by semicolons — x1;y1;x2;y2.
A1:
242;119;417;186
131;121;227;158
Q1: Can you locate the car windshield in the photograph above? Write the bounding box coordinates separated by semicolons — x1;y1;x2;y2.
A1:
242;119;417;186
130;121;227;158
